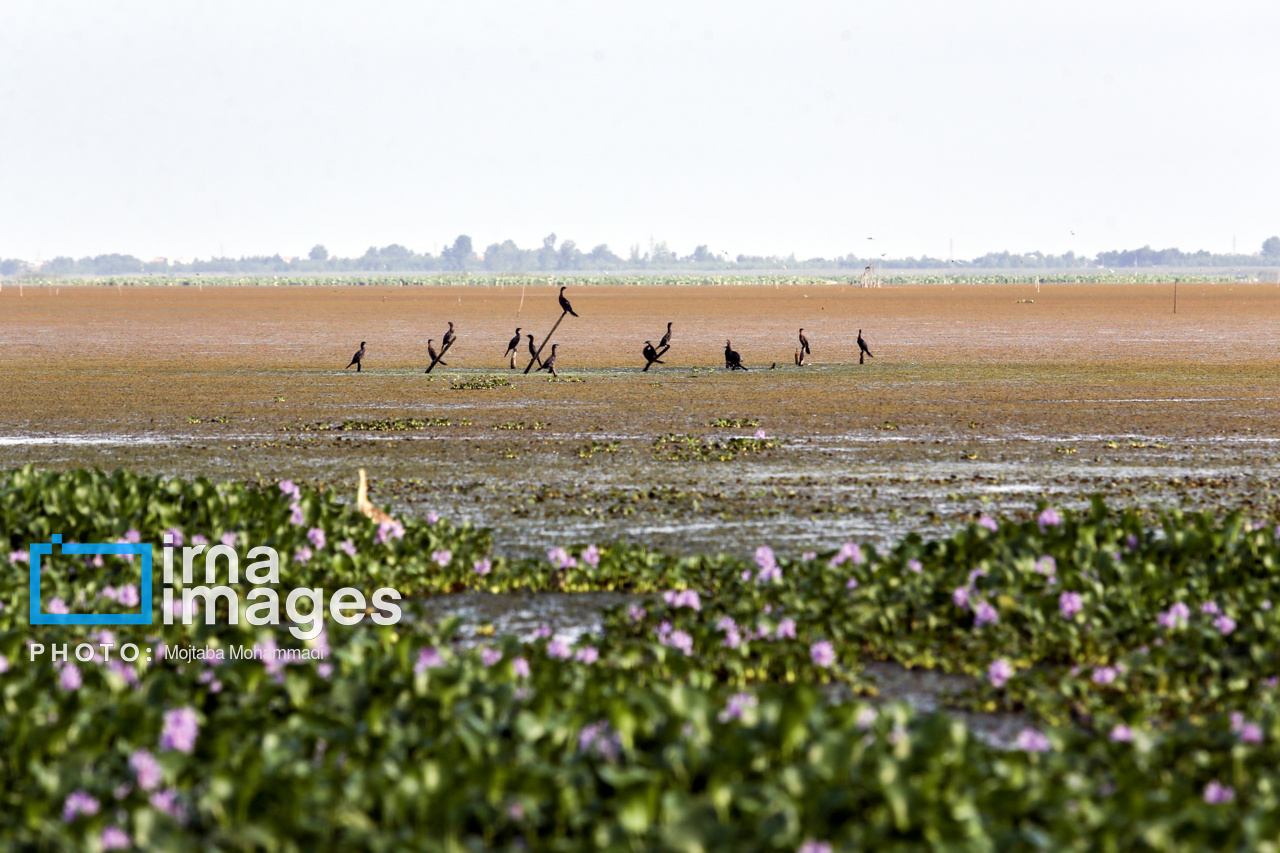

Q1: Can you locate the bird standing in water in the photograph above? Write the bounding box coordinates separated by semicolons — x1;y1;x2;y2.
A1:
659;322;673;349
427;339;447;367
538;343;559;376
725;340;748;371
441;321;456;349
526;334;542;367
857;329;874;364
558;286;579;317
642;341;665;372
346;342;366;372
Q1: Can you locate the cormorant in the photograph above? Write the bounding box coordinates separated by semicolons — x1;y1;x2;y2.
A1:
346;342;366;372
643;341;665;372
427;339;447;367
659;322;673;349
857;329;874;364
526;334;542;367
798;328;811;356
725;340;747;371
504;327;522;358
558;286;578;317
538;343;559;376
442;321;456;349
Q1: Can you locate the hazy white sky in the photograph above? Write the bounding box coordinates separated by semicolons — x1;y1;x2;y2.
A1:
2;1;1278;262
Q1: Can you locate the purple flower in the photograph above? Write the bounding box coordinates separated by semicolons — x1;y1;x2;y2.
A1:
906;559;923;573
798;841;832;853
973;600;998;627
130;749;163;790
1035;556;1057;576
340;539;357;557
547;547;577;569
721;625;743;648
578;721;621;761
662;589;702;611
1038;508;1062;531
278;479;301;500
415;647;445;673
718;691;759;722
0;655;8;675
1214;615;1237;635
988;658;1013;688
1125;534;1139;551
978;514;999;532
1110;724;1134;742
59;663;82;691
575;646;599;664
432;549;452;567
1016;728;1052;752
582;544;600;568
512;657;531;678
1092;666;1118;686
627;604;646;622
62;790;100;821
661;629;693;656
829;541;864;568
49;597;69;615
1204;780;1235;804
375;520;405;544
855;706;878;730
293;546;312;565
115;584;140;607
480;647;502;667
755;428;768;439
1157;602;1190;630
289;502;305;526
776;618;797;640
164;528;184;547
802;551;816;561
219;531;237;549
149;788;187;821
846;577;859;590
1201;601;1221;615
547;639;572;660
192;534;209;547
1059;591;1083;618
100;826;131;850
307;527;326;549
810;640;836;668
8;549;29;564
474;558;492;576
427;511;440;524
1240;723;1264;744
952;586;971;609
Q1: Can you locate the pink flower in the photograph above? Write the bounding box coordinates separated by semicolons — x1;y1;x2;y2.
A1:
1204;780;1235;804
755;428;768;439
1016;728;1052;752
802;551;816;561
1035;556;1057;576
582;544;600;568
578;721;621;761
278;479;301;500
1059;591;1083;618
1092;666;1118;686
988;658;1013;688
474;558;492;576
776;618;797;640
662;590;702;611
718;692;759;722
1110;724;1134;742
547;547;577;569
427;511;440;524
846;577;859;590
660;629;693;656
1214;615;1236;635
512;657;531;678
307;527;326;549
149;788;187;821
798;841;832;853
628;604;646;622
432;549;452;567
547;639;572;659
164;528;184;547
480;647;502;667
415;647;445;673
952;587;971;609
129;749;163;790
219;531;237;549
810;641;836;667
62;790;100;821
1201;601;1221;615
339;539;357;557
49;597;69;614
375;520;405;544
855;706;878;730
575;646;599;664
191;534;209;547
101;826;131;849
1038;508;1062;531
1157;602;1190;630
59;663;82;691
829;541;864;568
293;546;313;565
973;600;998;627
8;549;28;564
978;515;999;532
289;503;305;526
906;559;923;573
160;707;199;753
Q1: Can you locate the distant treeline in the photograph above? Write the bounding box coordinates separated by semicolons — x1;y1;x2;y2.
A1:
4;234;1279;277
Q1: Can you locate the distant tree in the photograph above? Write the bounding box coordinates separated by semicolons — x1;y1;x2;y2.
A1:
45;256;76;275
0;258;22;276
309;244;329;261
538;234;558;270
442;235;473;271
691;245;713;263
1263;236;1280;259
557;239;581;270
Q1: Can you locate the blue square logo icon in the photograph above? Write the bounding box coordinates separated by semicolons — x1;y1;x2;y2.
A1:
29;534;154;625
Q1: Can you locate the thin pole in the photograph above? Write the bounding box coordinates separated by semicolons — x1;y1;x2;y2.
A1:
524;311;567;374
517;279;527;317
1174;282;1177;314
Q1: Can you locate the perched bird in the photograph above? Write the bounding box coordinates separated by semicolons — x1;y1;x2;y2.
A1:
659;321;673;349
427;339;447;367
345;341;366;372
441;321;456;349
798;328;811;356
642;341;665;372
526;334;542;367
356;468;396;525
538;343;559;376
724;340;748;371
857;329;874;364
504;327;522;358
558;286;579;317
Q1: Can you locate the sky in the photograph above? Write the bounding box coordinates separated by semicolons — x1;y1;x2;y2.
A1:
2;1;1278;263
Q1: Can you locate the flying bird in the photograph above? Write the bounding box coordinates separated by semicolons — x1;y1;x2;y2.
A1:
441;321;456;349
526;334;542;367
642;341;665;372
659;321;673;349
798;328;811;356
504;327;522;358
558;286;579;317
345;341;366;372
538;343;559;376
857;329;874;364
724;340;748;371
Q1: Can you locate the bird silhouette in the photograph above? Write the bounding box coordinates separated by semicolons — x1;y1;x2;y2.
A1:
345;341;366;372
427;339;447;367
526;334;542;367
659;321;673;349
441;321;456;349
538;343;559;376
642;341;665;372
857;329;874;364
504;327;522;358
558;286;578;317
798;328;811;356
724;340;748;371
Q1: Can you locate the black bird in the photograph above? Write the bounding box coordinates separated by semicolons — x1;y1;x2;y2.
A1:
724;340;747;371
642;341;665;372
346;341;366;372
798;328;811;356
427;339;447;367
441;321;456;349
504;327;522;358
558;286;578;317
526;334;542;367
538;343;559;377
659;322;673;349
857;329;874;364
